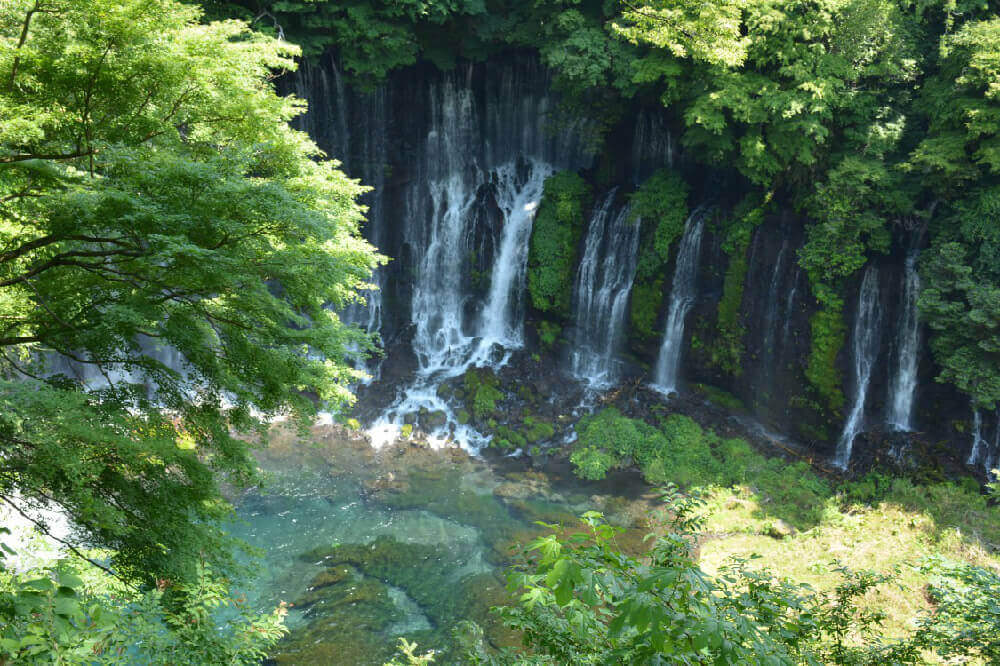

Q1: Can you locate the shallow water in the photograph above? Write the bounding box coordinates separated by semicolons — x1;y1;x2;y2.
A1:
230;430;636;664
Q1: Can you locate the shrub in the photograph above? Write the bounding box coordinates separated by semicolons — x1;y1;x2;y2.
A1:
570;446;618;480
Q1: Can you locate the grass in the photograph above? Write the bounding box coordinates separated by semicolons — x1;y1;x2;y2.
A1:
692;471;1000;647
567;407;1000;651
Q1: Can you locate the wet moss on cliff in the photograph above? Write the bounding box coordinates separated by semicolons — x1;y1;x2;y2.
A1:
628;169;690;342
805;291;847;412
526;171;592;320
707;194;769;375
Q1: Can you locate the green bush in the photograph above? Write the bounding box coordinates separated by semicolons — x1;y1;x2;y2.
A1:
523;417;556;443
569;446;619;480
536;320;562;349
527;172;591;318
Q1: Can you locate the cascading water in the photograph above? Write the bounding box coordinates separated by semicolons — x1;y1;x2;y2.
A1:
343;85;389;339
354;63;590;450
758;239;789;388
782;268;802;347
989;414;1000;479
834;267;882;469
568;192;640;386
887;250;921;431
968;409;985;466
651;207;707;394
631;109;674;184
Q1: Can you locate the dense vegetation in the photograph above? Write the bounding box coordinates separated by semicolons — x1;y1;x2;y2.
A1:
1;0;378;660
210;0;1000;415
5;0;1000;663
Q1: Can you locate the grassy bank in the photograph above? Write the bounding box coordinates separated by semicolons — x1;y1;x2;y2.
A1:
565;407;1000;648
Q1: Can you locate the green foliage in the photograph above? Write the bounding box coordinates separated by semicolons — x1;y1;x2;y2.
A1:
571;408;721;487
629;169;690;265
627;279;664;342
527;172;591;318
630;169;690;284
628;169;689;342
691;383;745;411
522;417;555;444
712;239;749;375
536;320;561;350
805;298;847;412
463;368;503;420
0;529;287;665
568;446;618;481
493;488;915;665
909;558;1000;663
919;192;1000;408
0;0;379;590
384;638;436;666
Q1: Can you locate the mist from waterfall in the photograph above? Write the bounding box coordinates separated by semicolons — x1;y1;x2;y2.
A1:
834;266;882;469
651;207;707;394
887;251;921;431
568;192;640;386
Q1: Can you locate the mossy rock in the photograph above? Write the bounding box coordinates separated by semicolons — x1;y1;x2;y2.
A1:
462;367;504;420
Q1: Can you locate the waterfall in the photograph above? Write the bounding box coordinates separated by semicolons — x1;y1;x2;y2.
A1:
759;239;789;386
987;413;1000;478
631;110;674;184
357;62;590;450
651;207;707;394
568;192;640;386
834;266;882;469
968;409;985;466
887;251;921;431
343;85;389;338
477;163;550;346
782;267;802;347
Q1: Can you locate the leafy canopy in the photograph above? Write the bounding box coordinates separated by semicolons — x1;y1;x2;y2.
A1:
0;0;380;586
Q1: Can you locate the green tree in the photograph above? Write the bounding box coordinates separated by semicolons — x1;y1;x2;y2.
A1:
0;0;380;588
490;488;912;665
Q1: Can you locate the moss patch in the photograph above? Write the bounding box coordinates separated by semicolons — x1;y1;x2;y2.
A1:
526;171;591;318
805;296;846;411
628;169;690;343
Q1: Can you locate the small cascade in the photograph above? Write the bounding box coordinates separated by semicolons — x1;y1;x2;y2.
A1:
834;266;882;469
651;207;708;394
782;267;802;347
343;84;389;339
631;110;674;184
477;162;551;346
967;409;985;466
359;62;590;450
290;56;349;160
568;192;640;386
989;413;1000;478
887;250;921;431
759;239;789;384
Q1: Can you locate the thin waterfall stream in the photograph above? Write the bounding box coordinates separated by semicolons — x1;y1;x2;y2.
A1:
834;267;882;469
651;207;707;394
968;409;985;466
569;192;640;386
887;250;921;431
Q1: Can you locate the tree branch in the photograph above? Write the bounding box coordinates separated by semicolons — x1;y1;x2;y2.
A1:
0;492;135;588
